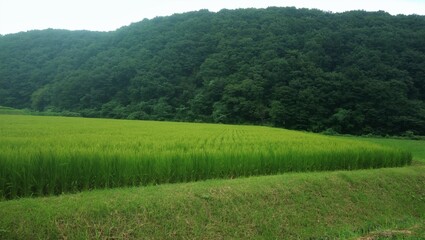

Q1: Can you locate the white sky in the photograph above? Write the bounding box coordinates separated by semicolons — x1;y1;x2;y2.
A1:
1;0;424;35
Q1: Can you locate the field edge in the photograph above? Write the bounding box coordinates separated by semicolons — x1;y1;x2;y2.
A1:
1;165;424;239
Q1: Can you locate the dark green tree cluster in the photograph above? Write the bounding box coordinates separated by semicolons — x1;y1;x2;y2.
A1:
1;8;425;135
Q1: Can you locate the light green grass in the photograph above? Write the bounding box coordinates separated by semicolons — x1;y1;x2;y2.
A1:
0;115;423;239
0;115;411;199
0;166;424;239
351;137;425;163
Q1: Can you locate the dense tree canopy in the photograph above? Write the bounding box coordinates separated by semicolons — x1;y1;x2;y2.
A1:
1;7;424;135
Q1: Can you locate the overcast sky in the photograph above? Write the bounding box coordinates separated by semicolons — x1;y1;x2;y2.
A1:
1;0;424;35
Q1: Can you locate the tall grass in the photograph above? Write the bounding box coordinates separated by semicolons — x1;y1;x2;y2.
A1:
0;115;412;199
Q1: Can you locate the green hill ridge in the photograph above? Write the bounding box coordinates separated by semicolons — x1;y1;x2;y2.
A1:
1;7;425;135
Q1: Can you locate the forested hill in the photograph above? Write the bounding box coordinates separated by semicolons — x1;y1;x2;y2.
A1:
1;8;425;135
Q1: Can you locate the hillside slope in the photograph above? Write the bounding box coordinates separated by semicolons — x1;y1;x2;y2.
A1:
1;8;425;134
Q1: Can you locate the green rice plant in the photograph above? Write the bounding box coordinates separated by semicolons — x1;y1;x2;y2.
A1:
0;115;412;199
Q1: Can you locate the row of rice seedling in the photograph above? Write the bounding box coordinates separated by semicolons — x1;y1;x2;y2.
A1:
0;115;412;199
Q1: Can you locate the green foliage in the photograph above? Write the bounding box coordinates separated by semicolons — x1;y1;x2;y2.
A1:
350;136;425;162
0;115;411;199
1;8;425;135
1;165;424;239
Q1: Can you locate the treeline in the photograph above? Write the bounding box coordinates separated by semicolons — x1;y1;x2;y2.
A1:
0;7;425;135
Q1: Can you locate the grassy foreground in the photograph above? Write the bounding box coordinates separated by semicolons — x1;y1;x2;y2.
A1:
1;114;424;239
0;115;411;199
0;166;424;239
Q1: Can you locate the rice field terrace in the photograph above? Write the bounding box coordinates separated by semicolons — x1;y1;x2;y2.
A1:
0;114;412;199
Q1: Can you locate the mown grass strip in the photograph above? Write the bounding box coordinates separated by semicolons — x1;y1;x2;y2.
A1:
0;115;412;199
0;166;424;239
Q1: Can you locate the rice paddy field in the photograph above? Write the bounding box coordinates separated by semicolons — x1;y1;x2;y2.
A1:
0;114;412;199
1;114;424;239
